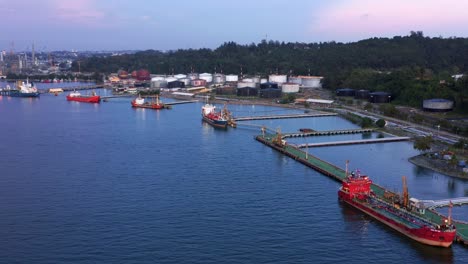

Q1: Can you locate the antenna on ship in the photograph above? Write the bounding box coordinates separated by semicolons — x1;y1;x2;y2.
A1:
448;200;453;226
345;160;349;177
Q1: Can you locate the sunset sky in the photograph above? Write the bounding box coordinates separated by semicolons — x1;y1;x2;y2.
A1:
2;0;467;51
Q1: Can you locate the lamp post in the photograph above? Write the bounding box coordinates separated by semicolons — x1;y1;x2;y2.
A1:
436;124;440;137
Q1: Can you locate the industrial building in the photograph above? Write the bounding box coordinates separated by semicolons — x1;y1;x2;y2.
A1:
368;91;392;103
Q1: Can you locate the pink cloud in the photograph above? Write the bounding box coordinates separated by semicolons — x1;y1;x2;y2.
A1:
51;0;106;27
311;0;468;41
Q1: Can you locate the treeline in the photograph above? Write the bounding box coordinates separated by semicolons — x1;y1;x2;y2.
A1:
74;31;468;112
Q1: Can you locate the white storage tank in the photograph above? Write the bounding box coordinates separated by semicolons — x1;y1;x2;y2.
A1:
188;73;199;80
165;76;178;83
226;74;238;82
269;74;287;84
151;76;165;82
288;76;302;85
423;99;454;112
260;78;268;84
281;83;300;93
199;73;213;83
242;78;253;83
251;76;261;84
213;74;226;84
301;76;323;88
151;80;168;88
179;78;191;86
237;81;256;88
174;74;187;79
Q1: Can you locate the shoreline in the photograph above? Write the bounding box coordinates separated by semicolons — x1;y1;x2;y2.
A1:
408;154;468;179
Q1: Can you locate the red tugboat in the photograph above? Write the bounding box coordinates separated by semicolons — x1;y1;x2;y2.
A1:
131;94;170;109
338;163;456;247
66;90;100;103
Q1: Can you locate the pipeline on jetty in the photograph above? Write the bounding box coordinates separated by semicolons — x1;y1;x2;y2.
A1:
283;128;374;138
233;112;336;121
255;133;468;246
296;137;411;148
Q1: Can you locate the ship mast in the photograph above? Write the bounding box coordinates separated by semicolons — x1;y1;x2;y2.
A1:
345;160;349;177
402;176;409;208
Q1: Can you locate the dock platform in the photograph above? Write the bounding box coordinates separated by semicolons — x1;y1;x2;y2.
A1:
234;112;336;121
296;137;411;148
255;133;468;246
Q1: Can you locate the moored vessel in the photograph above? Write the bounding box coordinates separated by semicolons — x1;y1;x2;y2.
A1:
66;90;100;103
131;94;170;109
7;80;40;97
201;103;229;129
338;164;456;247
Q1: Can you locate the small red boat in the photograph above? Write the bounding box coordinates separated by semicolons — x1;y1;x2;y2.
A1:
338;164;456;247
131;95;170;109
66;91;100;103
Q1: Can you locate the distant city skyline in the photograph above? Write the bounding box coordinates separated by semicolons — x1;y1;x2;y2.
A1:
2;0;468;52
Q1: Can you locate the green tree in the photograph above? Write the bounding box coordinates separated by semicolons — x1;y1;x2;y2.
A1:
413;136;433;153
375;119;386;128
361;117;374;128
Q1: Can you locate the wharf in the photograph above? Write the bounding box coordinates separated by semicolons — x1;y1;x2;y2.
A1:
283;128;374;138
233;112;336;121
45;84;104;93
256;133;468;246
296;137;410;148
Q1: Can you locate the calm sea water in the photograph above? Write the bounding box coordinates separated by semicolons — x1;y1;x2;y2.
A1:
0;90;467;264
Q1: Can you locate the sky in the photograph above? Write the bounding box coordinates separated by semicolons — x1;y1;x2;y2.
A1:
2;0;468;52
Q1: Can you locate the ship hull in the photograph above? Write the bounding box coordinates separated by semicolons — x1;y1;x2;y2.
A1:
202;115;228;129
131;101;165;109
8;91;40;97
66;95;101;103
339;190;455;247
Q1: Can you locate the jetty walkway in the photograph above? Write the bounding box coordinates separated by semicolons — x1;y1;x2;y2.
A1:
233;112;336;121
255;133;468;246
283;128;374;138
296;137;411;148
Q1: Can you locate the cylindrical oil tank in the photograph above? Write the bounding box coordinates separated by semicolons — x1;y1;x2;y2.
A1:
423;99;454;112
225;74;238;82
188;73;199;80
269;74;287;84
288;76;302;85
136;69;151;81
281;83;300;93
174;74;187;79
118;70;129;79
355;89;370;99
242;78;253;83
237;87;258;97
199;73;213;83
251;76;261;83
213;74;226;84
215;86;236;95
301;76;323;88
260;88;282;98
260;82;278;89
368;91;392;103
151;80;168;88
336;88;355;96
260;78;268;84
191;79;207;87
237;81;256;88
131;70;138;79
179;78;191;86
165;76;178;83
151;76;165;82
167;80;185;88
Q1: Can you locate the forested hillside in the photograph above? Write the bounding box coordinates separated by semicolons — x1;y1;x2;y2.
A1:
74;32;468;112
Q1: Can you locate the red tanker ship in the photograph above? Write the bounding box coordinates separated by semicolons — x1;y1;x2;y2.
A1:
338;167;456;247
